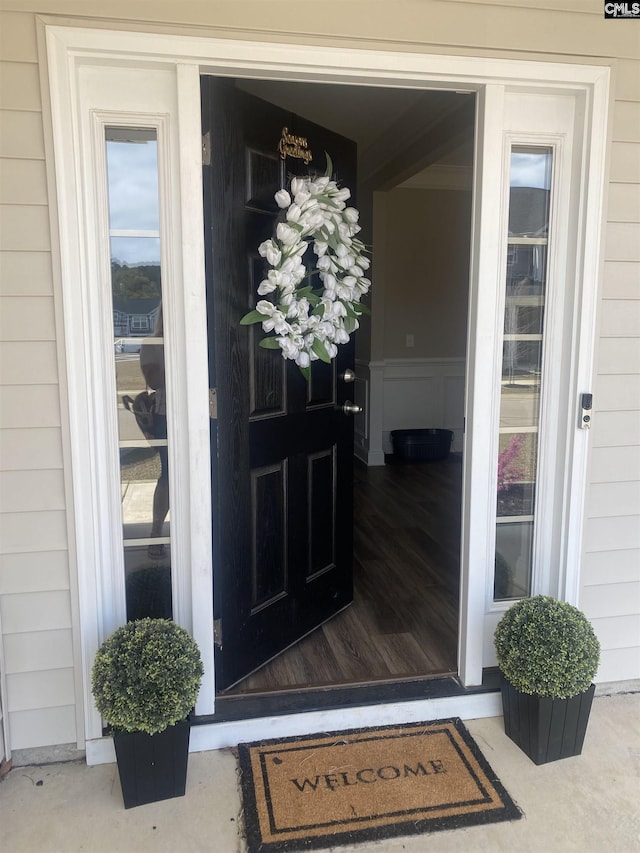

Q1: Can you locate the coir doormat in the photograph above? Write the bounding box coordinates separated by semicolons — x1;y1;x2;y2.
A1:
238;718;521;852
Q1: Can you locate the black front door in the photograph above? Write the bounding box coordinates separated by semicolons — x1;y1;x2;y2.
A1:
201;78;358;690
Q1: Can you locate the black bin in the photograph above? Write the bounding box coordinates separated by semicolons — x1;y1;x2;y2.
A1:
391;428;453;462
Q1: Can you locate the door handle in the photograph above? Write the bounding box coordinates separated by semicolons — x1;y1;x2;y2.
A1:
342;400;362;415
341;368;356;383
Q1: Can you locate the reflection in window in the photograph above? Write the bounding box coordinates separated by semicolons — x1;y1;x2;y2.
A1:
494;146;552;601
106;126;172;620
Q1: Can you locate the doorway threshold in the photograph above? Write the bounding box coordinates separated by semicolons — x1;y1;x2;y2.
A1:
194;668;501;726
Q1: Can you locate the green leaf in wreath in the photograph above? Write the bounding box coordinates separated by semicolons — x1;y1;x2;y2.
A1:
259;337;282;349
299;365;311;382
312;337;332;363
353;302;370;316
324;152;334;179
240;310;266;325
312;302;325;318
344;316;357;334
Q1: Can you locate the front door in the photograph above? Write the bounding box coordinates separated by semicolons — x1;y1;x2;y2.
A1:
201;78;359;690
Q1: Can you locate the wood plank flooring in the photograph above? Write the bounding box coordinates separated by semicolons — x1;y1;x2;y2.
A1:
225;455;462;694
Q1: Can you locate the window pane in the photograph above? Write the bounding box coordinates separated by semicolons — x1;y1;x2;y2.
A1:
497;432;537;517
106;128;159;231
495;522;533;599
508;149;552;237
120;445;170;542
124;548;173;622
494;145;552;601
106;125;172;622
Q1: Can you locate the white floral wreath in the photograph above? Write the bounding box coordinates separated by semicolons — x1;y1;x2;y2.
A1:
241;162;370;379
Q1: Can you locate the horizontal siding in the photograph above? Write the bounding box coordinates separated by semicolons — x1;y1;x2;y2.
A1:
587;481;640;518
0;37;76;753
0;158;48;205
596;647;640;685
603;260;640;300
597;338;640;374
0;590;72;634
590;446;640;482
613;101;640;144
583;549;640;587
3;629;74;674
6;667;75;712
0;341;59;384
589;615;640;651
0;61;41;112
607;183;640;223
0;205;50;251
0;510;67;554
594;373;640;411
0;298;56;342
0;385;61;428
581;582;640;618
609;142;640;185
584;55;640;684
0;427;63;471
0;12;37;63
600;301;640;339
8;705;76;751
0;550;69;595
591;411;640;447
583;517;640;553
0;469;66;513
0;251;52;296
604;222;640;262
0;110;45;160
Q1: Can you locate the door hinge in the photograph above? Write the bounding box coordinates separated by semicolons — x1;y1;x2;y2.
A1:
202;131;211;167
209;388;218;420
214;618;222;648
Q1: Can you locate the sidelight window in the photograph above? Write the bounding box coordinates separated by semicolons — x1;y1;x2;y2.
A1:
106;127;173;621
494;147;553;601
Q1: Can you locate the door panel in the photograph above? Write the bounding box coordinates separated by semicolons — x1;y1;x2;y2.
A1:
201;78;357;690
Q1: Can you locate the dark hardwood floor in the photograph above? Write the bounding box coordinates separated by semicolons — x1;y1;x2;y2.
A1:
224;454;462;694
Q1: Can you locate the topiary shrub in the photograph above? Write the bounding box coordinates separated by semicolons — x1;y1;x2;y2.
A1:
494;595;600;699
92;618;203;735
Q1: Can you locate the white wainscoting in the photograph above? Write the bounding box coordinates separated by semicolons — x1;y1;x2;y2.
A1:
356;358;466;465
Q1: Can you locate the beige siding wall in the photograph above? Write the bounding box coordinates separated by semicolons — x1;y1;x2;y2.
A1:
585;65;640;684
0;12;77;749
0;1;638;750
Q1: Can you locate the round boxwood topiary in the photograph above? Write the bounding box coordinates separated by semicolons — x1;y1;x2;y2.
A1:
92;618;203;735
494;595;600;699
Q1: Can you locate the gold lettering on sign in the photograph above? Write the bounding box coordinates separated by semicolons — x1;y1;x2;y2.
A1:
278;127;313;165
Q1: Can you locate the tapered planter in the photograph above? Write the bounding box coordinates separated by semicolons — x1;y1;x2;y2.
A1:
113;719;190;808
500;677;595;765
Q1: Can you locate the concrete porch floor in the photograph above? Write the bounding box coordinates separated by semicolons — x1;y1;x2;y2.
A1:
1;694;639;853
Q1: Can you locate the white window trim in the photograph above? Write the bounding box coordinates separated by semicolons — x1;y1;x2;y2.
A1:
42;22;609;760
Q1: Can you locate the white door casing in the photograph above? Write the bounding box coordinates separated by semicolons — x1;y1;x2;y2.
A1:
42;23;609;760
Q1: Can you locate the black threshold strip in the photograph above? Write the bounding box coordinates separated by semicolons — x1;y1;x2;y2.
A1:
193;668;501;725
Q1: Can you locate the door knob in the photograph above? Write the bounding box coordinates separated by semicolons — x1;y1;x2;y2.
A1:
342;368;356;383
342;400;362;415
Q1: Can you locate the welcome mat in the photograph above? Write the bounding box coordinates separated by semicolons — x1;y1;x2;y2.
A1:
238;718;521;852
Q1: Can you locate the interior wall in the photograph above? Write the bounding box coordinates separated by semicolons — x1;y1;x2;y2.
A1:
382;188;471;360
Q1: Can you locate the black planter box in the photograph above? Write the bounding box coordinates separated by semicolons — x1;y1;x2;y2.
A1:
113;719;190;808
391;428;453;461
500;677;595;765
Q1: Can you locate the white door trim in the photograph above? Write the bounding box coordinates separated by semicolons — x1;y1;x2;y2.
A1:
42;21;609;754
